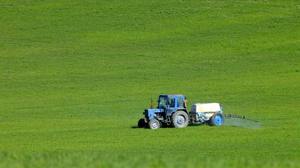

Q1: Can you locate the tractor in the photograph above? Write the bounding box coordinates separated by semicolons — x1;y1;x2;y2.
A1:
137;94;224;129
138;94;189;129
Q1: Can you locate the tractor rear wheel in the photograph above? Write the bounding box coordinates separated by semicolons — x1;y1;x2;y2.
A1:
172;111;189;128
148;119;161;130
209;113;224;126
138;118;146;128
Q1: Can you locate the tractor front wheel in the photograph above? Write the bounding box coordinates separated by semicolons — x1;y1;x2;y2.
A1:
138;118;146;128
148;119;161;130
172;111;189;128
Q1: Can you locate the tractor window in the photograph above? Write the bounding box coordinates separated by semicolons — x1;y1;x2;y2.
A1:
169;98;175;107
158;96;168;109
178;97;184;108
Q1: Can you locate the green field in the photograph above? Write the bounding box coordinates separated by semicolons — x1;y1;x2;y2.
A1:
1;0;300;167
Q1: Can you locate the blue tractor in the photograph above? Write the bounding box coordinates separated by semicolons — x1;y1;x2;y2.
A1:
138;94;189;129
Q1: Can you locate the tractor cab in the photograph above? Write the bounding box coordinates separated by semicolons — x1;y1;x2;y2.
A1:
157;94;187;111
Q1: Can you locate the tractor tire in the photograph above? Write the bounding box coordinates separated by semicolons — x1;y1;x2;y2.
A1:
209;113;224;126
138;118;146;128
172;111;189;128
148;119;161;130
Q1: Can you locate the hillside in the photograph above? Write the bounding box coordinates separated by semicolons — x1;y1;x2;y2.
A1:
0;0;300;167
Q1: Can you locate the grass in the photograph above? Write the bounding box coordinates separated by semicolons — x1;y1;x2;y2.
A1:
0;0;300;167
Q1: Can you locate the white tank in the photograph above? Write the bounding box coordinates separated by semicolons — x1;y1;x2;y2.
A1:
191;103;222;113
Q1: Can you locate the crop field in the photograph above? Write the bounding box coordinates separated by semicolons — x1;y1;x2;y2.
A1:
0;0;300;167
